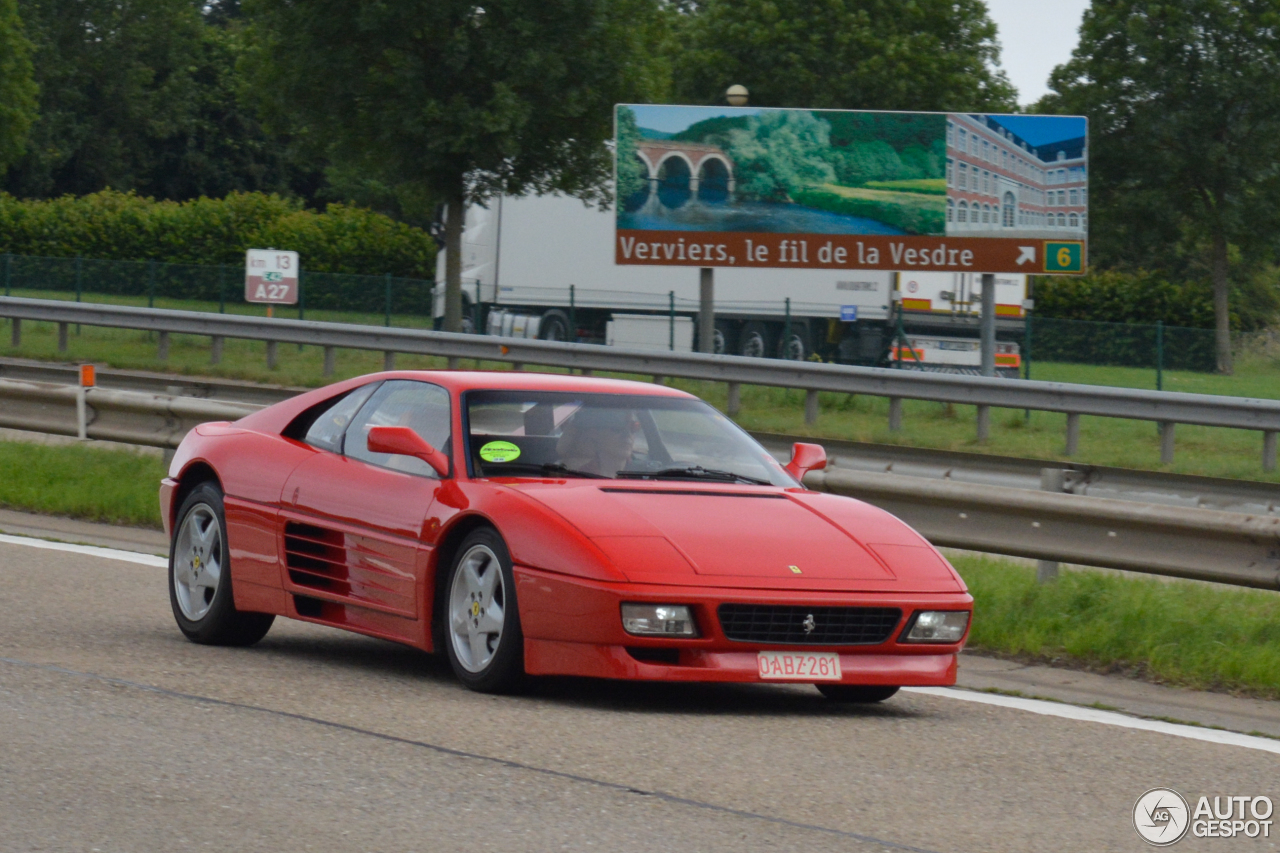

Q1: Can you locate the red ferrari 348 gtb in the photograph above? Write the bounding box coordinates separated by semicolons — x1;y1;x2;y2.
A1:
161;371;971;701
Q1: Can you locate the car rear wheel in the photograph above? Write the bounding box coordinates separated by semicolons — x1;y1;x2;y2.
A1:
444;528;525;693
169;482;274;646
817;684;900;703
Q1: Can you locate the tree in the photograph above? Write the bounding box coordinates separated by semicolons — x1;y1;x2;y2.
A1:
4;0;315;201
1041;0;1280;373
727;110;835;201
245;0;670;332
671;0;1017;112
0;0;38;171
615;106;647;203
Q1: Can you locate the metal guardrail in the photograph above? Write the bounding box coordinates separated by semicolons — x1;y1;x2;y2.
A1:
1;373;1277;589
0;378;256;448
807;469;1280;591
3;296;1280;470
9;355;1277;517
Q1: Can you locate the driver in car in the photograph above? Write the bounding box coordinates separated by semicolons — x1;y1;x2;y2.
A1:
556;408;639;477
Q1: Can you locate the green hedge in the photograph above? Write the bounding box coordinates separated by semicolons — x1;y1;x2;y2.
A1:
0;190;437;278
792;187;944;235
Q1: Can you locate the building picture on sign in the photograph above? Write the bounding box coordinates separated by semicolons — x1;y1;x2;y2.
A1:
615;105;1087;275
245;249;300;305
945;113;1086;239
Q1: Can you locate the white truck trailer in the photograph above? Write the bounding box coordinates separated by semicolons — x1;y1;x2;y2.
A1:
434;192;1027;374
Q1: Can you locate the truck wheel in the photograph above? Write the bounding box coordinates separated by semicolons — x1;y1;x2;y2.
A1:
538;309;572;342
778;328;808;361
714;320;736;355
739;322;774;359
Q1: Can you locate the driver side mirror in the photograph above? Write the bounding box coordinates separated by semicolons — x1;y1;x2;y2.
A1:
366;426;450;477
784;442;827;482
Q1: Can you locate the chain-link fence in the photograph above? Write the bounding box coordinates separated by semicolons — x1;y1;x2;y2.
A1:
1;253;435;320
1027;316;1217;374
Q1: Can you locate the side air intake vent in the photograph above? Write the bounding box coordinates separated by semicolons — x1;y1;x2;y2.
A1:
283;521;350;595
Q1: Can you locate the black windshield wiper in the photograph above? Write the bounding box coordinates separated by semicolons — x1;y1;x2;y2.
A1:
483;461;608;479
616;465;771;485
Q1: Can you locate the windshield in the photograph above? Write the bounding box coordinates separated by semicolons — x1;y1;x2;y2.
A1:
464;391;795;487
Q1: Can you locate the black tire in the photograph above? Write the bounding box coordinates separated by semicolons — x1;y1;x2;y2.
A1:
713;320;737;355
441;528;525;693
778;326;809;361
169;482;274;646
817;684;900;703
539;309;572;342
739;321;774;359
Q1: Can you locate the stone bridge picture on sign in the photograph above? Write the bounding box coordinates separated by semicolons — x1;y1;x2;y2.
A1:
615;104;1087;275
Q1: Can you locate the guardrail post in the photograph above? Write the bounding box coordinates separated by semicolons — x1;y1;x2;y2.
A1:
580;368;593;377
1036;468;1064;582
727;382;741;417
447;357;460;369
976;405;990;443
10;318;18;347
58;322;68;352
1065;412;1080;456
266;340;278;370
804;389;819;425
323;346;335;377
1159;421;1176;464
511;362;523;372
1264;431;1277;472
211;336;223;366
652;374;664;385
888;397;902;431
383;351;396;371
157;331;170;361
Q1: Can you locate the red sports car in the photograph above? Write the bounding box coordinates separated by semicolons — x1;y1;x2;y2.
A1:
161;371;972;700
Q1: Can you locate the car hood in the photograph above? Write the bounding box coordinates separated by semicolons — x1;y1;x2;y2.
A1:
507;482;964;593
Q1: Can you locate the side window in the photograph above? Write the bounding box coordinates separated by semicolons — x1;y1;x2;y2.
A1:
302;383;380;453
345;380;452;478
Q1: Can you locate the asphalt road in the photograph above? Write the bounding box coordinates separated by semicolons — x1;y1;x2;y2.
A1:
1;541;1276;853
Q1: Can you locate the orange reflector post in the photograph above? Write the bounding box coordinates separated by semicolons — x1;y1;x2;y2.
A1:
79;364;96;387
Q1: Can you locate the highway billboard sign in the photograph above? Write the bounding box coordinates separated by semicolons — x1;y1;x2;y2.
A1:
615;105;1087;275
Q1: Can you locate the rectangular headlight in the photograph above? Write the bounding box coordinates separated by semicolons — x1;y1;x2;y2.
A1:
621;604;697;637
903;611;970;643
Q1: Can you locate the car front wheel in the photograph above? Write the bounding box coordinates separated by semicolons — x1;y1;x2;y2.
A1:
443;528;525;693
169;481;274;646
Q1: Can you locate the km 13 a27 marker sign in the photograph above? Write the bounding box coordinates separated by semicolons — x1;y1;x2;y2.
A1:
615;105;1087;274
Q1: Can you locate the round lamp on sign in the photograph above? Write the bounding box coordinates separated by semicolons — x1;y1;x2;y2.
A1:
725;85;749;107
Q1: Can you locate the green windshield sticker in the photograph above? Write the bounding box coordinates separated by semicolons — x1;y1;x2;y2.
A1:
479;440;521;463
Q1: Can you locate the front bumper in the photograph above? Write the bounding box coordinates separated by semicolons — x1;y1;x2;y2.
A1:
515;565;970;685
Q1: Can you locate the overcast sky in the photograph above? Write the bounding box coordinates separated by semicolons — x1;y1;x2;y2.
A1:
984;0;1092;106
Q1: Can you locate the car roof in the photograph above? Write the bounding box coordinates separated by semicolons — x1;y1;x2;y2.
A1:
236;369;700;437
373;369;697;398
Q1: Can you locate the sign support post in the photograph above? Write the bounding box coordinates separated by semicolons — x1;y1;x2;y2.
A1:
977;272;996;443
698;267;714;354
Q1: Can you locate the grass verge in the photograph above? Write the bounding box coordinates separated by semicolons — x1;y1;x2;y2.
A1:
0;440;166;527
952;553;1280;700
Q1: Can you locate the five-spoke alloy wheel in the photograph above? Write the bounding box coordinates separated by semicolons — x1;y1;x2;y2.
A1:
168;481;274;646
443;528;524;693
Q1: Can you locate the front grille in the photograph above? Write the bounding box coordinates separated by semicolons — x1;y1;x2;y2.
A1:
717;604;902;645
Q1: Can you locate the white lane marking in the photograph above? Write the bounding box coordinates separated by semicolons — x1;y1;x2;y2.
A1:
905;686;1280;755
0;532;167;568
